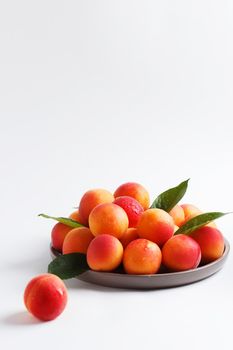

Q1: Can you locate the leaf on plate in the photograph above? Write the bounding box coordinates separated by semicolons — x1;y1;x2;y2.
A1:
48;253;89;279
175;212;229;235
38;213;84;227
150;179;189;212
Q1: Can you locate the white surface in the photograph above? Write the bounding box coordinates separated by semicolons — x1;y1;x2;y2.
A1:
1;1;233;349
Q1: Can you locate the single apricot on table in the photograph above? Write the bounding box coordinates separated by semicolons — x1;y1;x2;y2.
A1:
114;182;150;210
78;189;114;226
51;223;73;252
162;234;201;272
190;226;224;264
24;274;68;321
123;238;162;274
113;196;144;227
89;202;129;239
62;227;94;254
137;208;174;247
87;234;123;272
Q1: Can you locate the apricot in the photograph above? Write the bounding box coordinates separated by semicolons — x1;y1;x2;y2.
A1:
114;182;150;210
62;227;94;254
190;226;224;263
69;210;80;222
207;221;217;228
183;213;201;224
113;196;144;227
89;203;128;239
51;223;73;252
181;204;202;219
24;274;68;321
78;189;114;226
169;205;185;227
137;208;174;247
120;228;139;248
123;238;162;274
87;234;123;271
162;234;201;271
183;213;217;229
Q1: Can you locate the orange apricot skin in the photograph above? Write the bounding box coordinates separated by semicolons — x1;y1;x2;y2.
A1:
190;226;224;263
114;182;150;210
113;196;144;228
137;208;174;247
181;204;202;219
169;205;185;227
123;238;162;274
183;212;217;229
89;203;129;239
87;234;123;271
78;189;114;226
24;274;68;321
51;223;73;252
120;228;139;248
207;221;217;228
62;227;94;254
162;234;201;272
69;210;80;222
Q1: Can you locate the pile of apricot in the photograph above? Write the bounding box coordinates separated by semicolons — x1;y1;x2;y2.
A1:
24;181;226;321
51;182;225;275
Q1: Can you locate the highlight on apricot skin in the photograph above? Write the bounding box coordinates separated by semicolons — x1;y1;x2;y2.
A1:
89;203;129;239
114;182;150;210
162;234;201;272
190;226;224;264
137;208;174;247
87;234;123;272
51;223;73;252
24;274;68;321
113;196;144;228
78;189;114;226
62;227;94;254
120;228;139;248
123;238;162;275
169;205;185;227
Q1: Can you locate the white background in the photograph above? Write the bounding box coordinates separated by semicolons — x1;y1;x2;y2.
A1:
0;1;233;349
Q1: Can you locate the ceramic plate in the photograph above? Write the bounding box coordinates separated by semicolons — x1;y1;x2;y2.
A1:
50;239;230;289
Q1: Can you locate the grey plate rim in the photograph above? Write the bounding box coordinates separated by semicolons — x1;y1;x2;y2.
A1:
50;238;230;288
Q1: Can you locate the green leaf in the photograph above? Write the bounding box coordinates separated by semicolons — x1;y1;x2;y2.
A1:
175;212;229;235
48;253;89;279
38;213;84;228
150;179;190;212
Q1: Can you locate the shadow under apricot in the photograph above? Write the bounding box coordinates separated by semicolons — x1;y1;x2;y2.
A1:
2;311;42;326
